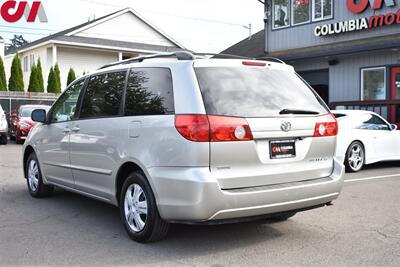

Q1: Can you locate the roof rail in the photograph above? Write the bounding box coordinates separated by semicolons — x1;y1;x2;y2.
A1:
98;51;195;70
256;57;286;64
195;53;253;60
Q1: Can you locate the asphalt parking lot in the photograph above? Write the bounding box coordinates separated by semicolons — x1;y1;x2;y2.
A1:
0;143;399;266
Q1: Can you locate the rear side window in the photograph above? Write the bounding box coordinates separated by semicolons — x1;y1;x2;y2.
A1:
125;68;174;116
80;71;126;119
195;67;328;118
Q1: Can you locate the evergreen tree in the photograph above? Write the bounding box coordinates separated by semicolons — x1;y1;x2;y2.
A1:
67;68;76;86
8;53;24;91
36;58;45;92
54;63;61;93
47;67;56;93
0;57;6;91
28;65;40;92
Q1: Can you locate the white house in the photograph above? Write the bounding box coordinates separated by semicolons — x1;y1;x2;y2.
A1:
3;8;184;92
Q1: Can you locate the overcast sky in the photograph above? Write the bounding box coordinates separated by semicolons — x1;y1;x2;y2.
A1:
0;0;265;52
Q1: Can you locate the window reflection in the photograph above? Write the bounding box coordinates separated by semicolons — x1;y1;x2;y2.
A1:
125;68;174;116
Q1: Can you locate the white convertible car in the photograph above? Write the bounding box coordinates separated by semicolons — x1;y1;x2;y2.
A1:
333;110;399;172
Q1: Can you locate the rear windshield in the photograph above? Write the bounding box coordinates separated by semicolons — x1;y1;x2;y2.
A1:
195;67;328;117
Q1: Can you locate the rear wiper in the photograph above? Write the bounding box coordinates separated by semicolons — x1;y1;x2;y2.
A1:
279;109;320;115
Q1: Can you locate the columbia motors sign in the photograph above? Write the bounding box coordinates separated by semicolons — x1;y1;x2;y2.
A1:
0;0;47;23
315;0;399;37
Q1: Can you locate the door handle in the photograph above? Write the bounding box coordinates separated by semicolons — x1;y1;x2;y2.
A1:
63;127;71;134
71;127;80;133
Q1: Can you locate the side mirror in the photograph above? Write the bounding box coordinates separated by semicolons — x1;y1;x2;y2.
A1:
31;109;47;123
390;124;398;131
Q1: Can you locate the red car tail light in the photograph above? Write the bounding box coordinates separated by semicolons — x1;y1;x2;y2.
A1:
208;115;253;142
175;115;210;142
314;114;338;137
175;115;253;142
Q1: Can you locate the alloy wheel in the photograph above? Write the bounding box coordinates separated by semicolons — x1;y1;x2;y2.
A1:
348;144;364;171
28;159;39;192
124;184;148;232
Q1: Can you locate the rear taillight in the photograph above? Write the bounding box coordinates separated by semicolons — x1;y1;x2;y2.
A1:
175;115;253;142
314;114;338;137
175;115;209;142
208;115;253;142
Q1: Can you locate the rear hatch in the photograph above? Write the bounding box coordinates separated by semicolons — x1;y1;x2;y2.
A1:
194;60;337;189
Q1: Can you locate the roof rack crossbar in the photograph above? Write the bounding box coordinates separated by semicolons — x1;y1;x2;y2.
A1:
256;57;286;64
98;51;195;70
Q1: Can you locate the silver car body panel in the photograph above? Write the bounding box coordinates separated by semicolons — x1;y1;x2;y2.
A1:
0;105;8;135
23;58;345;222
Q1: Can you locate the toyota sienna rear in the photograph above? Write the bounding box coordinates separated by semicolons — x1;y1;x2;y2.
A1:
23;52;344;243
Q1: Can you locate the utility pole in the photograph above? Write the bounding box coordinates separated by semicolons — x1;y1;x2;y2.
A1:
263;0;270;55
243;23;252;39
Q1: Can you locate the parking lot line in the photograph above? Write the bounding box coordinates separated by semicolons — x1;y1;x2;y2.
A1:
345;173;400;183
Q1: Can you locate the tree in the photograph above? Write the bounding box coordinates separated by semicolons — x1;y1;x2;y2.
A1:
36;58;45;92
47;67;56;93
54;63;61;93
28;65;40;92
67;68;76;86
7;35;28;52
8;53;24;91
0;57;6;91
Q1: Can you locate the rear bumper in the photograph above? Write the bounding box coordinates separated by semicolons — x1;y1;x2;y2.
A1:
149;158;345;222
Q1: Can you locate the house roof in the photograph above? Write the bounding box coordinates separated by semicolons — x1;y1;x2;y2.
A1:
51;35;183;53
221;29;400;62
5;8;184;56
220;30;265;58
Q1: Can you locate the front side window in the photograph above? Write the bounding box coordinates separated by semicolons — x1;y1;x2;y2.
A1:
356;114;390;131
50;79;85;123
292;0;311;25
362;67;386;100
273;0;290;29
313;0;332;21
125;68;174;116
80;71;126;119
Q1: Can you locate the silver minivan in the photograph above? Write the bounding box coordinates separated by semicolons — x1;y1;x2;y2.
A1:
23;52;344;242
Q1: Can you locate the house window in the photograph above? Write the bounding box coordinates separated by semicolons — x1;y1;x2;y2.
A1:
312;0;333;21
361;67;386;100
29;54;36;68
23;56;29;72
273;0;290;29
292;0;311;25
272;0;333;29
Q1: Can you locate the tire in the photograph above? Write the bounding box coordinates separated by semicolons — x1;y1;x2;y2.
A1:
120;171;169;243
26;152;54;198
266;212;297;222
0;135;7;145
345;141;365;173
9;132;15;141
15;131;23;144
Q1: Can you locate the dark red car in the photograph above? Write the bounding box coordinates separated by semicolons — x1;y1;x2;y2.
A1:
9;105;50;144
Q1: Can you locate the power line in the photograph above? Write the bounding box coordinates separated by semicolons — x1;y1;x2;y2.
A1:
0;25;57;32
74;0;248;27
0;30;49;36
